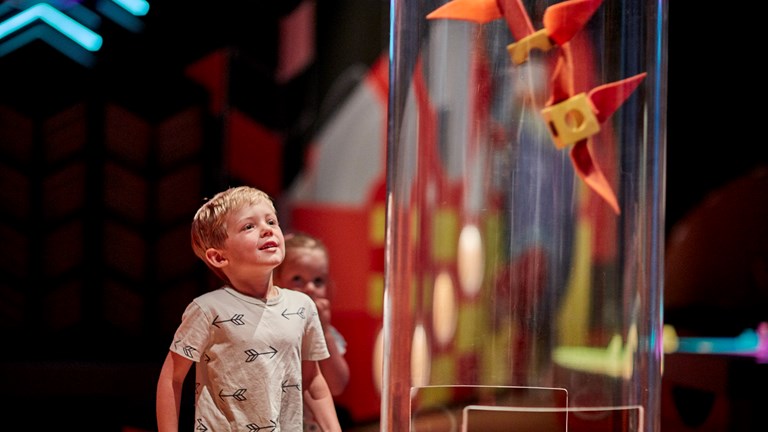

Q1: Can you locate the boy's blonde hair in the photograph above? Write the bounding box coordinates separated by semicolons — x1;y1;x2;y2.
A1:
191;186;274;281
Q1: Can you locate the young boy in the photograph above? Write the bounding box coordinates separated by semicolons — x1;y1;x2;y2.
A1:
156;186;341;432
274;233;351;430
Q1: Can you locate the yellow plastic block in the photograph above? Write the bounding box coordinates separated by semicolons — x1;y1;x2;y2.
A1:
506;29;553;65
540;93;600;149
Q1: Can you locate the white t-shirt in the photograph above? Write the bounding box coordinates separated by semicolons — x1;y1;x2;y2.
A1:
170;286;329;431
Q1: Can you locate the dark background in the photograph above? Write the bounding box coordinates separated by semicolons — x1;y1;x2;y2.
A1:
664;3;767;233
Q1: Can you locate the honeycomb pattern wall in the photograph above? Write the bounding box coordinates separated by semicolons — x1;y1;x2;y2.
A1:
0;93;214;362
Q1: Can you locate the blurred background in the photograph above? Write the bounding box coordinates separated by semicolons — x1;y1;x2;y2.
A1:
0;1;766;431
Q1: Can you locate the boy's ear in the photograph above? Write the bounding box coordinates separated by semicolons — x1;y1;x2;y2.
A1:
205;248;228;268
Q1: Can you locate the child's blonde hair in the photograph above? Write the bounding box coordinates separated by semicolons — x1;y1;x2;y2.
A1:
191;186;274;281
283;232;328;256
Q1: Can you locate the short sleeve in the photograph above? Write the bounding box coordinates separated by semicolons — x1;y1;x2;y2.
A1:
169;301;212;362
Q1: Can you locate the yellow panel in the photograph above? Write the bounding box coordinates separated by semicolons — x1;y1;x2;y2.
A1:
481;322;514;385
415;385;452;410
368;273;384;315
456;301;481;354
423;354;456;405
369;203;386;245
432;208;458;262
557;218;593;346
482;212;505;280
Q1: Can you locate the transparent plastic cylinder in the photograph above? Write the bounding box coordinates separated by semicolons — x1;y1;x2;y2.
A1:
381;0;667;431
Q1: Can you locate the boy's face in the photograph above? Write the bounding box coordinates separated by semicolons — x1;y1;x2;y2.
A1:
215;200;285;273
276;247;329;300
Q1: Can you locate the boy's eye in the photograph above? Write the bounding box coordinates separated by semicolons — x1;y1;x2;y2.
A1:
243;223;255;230
312;278;326;288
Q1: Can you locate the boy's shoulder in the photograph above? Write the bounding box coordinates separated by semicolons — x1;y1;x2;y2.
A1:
194;287;229;301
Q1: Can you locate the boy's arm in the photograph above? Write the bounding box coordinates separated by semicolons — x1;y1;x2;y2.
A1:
302;360;342;432
156;351;193;432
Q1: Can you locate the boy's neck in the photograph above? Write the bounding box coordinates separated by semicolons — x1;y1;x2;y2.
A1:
230;284;278;301
227;273;277;301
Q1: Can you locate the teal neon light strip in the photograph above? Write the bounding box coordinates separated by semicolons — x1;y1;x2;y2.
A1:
676;329;760;354
0;25;95;67
65;3;103;28
0;3;102;51
96;1;144;33
111;0;150;16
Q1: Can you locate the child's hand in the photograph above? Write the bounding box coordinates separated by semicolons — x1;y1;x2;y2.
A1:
315;297;332;326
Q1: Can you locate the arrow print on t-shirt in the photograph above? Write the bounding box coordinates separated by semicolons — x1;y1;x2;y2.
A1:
246;419;277;431
281;307;306;320
182;345;199;358
245;346;278;361
195;418;208;431
281;379;300;393
173;339;198;359
218;388;247;401
212;313;246;327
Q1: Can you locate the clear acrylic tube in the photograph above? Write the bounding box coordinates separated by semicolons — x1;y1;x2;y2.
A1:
382;0;667;430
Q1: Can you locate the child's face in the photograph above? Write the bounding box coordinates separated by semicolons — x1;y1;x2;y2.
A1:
218;200;285;272
277;247;329;300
